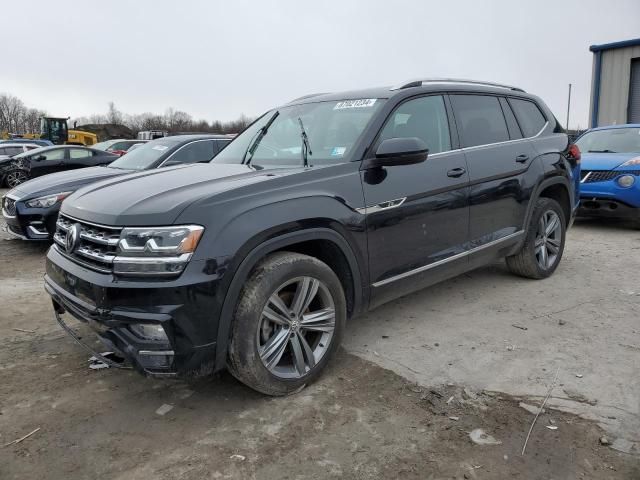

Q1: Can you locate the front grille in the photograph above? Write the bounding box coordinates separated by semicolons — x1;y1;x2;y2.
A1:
2;196;16;216
581;170;640;183
53;214;122;273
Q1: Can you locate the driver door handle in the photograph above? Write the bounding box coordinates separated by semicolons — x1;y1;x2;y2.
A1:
447;167;466;178
516;154;529;163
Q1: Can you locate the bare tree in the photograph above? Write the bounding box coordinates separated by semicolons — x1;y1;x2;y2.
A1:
106;101;123;125
3;91;252;138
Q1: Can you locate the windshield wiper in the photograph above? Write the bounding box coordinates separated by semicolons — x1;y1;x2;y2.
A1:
243;111;279;164
298;117;312;167
588;149;617;153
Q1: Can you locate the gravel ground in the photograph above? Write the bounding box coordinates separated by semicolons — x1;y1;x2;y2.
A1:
1;186;638;479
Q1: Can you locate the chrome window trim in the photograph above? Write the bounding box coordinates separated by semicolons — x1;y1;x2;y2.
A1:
372;230;524;288
459;121;549;153
158;139;215;167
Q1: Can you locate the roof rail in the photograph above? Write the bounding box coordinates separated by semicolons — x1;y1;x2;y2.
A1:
288;92;330;103
390;78;525;93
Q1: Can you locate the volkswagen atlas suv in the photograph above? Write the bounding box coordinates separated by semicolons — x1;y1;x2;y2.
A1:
44;79;580;395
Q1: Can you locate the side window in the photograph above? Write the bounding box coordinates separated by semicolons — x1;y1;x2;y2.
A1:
450;95;509;148
509;98;547;137
216;139;231;153
41;149;66;160
378;95;451;154
167;140;215;164
69;148;91;159
3;146;22;156
499;97;523;140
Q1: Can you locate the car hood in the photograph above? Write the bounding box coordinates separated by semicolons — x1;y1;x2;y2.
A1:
8;166;129;200
581;152;640;171
61;163;302;226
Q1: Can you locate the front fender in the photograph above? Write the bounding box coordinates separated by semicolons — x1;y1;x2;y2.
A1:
213;227;365;371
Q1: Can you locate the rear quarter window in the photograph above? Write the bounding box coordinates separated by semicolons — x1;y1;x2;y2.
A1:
508;98;547;137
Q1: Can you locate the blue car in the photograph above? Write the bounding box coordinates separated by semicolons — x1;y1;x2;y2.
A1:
576;124;640;226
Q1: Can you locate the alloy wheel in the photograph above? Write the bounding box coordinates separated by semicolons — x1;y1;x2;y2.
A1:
257;276;336;379
6;170;28;188
534;210;562;269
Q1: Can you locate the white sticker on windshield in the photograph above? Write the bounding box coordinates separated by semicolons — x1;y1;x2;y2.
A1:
331;147;346;157
152;145;168;151
334;99;377;110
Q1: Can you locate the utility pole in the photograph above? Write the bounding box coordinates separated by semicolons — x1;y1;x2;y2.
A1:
566;83;572;131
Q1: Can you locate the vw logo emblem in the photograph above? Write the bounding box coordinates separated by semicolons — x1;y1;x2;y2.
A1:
66;223;81;253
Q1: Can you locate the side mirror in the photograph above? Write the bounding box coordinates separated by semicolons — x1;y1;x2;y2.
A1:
363;137;429;169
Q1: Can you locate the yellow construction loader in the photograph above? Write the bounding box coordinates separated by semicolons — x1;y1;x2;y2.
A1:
1;117;97;146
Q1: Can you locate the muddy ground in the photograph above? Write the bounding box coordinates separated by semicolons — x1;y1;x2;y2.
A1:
1;186;639;479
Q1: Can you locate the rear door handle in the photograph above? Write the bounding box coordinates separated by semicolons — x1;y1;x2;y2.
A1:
447;167;466;178
516;154;529;163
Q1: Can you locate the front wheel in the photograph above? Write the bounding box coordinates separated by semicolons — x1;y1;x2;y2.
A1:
227;252;346;396
5;169;29;188
506;197;566;279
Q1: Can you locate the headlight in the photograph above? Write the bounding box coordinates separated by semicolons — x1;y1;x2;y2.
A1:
113;225;204;276
617;174;635;188
620;156;640;167
25;191;72;208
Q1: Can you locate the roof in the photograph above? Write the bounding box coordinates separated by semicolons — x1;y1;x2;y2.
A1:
589;38;640;52
287;80;532;106
164;133;231;140
589;123;640;131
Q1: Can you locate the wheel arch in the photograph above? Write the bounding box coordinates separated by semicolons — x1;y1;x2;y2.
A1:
524;176;572;231
214;227;364;371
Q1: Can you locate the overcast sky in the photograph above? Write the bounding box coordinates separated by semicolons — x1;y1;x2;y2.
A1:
2;0;639;129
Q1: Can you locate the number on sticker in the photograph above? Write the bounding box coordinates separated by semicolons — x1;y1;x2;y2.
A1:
334;99;377;110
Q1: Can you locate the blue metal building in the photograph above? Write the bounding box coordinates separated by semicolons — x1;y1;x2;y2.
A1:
589;38;640;128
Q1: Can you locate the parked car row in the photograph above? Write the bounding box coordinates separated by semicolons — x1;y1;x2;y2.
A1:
2;135;230;239
1;79;635;396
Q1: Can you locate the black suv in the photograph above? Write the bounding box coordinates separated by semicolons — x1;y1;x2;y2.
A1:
44;79;580;395
2;135;230;240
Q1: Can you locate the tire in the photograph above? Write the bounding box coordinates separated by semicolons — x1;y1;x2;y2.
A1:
5;169;29;188
227;251;346;396
506;197;566;279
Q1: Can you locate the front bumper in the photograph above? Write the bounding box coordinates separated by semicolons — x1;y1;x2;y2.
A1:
2;199;58;240
45;245;225;377
578;198;639;219
579;174;640;220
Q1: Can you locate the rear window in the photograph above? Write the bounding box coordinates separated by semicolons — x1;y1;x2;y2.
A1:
509;98;547;137
450;95;509;148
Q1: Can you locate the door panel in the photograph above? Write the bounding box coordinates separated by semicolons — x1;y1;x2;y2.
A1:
66;148;94;170
465;141;537;243
449;94;536;246
28;148;65;177
362;95;470;307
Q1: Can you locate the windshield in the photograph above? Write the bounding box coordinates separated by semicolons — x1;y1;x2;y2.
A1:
107;138;180;170
212;99;384;167
576;127;640;154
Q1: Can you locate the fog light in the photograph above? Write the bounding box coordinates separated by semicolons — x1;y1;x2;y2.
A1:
617;175;635;188
129;323;168;341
